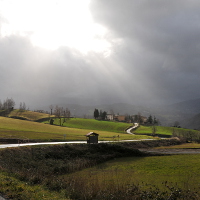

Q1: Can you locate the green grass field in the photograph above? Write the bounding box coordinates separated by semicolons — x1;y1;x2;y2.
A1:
46;118;130;133
70;154;200;191
134;125;199;136
0;116;153;141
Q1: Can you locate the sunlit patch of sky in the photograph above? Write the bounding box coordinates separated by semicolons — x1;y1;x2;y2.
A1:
0;0;112;55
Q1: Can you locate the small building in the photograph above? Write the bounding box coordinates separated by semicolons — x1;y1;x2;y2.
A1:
114;115;126;122
85;132;99;144
106;114;115;121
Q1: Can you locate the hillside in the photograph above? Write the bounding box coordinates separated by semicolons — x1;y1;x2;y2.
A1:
8;110;53;121
181;113;200;130
0;116;152;142
167;98;200;114
45;118;130;133
134;125;199;137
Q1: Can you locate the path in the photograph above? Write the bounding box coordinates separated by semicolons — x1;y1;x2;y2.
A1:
126;123;139;134
0;139;158;149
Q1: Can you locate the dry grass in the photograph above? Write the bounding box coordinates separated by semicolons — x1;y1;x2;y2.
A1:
8;110;53;121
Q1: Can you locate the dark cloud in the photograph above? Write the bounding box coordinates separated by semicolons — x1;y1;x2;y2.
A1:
0;35;130;108
1;1;200;109
89;0;200;103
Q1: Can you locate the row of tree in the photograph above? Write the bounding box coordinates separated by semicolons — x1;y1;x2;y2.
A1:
94;108;107;120
146;115;160;125
0;98;28;111
94;108;161;125
49;105;71;126
0;98;15;110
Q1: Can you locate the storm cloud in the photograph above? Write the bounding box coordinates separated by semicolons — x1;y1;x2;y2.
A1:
1;0;200;109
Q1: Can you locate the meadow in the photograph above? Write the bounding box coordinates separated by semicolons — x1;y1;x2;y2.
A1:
0;116;153;142
134;124;199;136
0;141;199;200
45;118;131;133
73;154;200;191
8;109;52;121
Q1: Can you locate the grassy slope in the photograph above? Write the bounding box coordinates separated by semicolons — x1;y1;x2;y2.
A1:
8;110;53;121
48;118;129;133
0;117;153;141
134;125;198;135
74;154;200;191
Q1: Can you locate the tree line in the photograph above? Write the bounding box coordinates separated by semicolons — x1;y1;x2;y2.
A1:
49;105;71;126
94;108;160;125
93;108;107;120
0;98;15;110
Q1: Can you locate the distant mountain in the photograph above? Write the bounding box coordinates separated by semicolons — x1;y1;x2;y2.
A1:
167;98;200;114
181;113;200;130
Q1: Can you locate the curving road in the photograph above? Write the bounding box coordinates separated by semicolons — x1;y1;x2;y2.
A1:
126;123;139;134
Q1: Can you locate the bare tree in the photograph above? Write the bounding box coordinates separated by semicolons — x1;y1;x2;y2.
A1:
19;102;26;111
54;106;63;126
49;105;54;115
151;125;157;136
3;98;15;110
62;108;71;125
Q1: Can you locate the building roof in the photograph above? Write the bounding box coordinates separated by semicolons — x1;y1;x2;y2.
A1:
85;132;99;137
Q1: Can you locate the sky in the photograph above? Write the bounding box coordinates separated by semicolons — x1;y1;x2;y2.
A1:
1;0;200;109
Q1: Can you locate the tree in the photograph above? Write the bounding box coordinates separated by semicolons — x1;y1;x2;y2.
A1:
151;125;157;136
50;118;54;125
99;110;103;119
102;111;107;120
153;116;158;125
125;114;131;123
19;102;26;111
134;115;138;123
147;115;153;124
3;98;15;110
49;105;54;115
62;108;71;125
54;106;63;126
94;108;99;119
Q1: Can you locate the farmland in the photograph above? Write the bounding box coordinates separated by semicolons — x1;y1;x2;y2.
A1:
44;117;131;133
0;116;153;142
